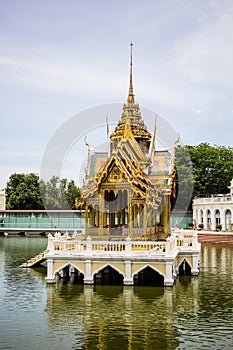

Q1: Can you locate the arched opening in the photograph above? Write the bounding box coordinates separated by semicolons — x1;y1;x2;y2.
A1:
133;266;164;287
207;210;211;230
56;264;84;285
179;259;191;276
200;209;203;224
225;209;231;231
94;265;124;285
215;210;221;230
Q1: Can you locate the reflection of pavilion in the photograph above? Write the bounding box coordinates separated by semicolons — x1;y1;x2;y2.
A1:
44;46;201;287
45;285;180;349
80;44;175;240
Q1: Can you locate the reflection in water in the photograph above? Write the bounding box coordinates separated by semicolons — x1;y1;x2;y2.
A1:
93;284;123;297
1;238;233;349
46;284;179;350
133;285;164;299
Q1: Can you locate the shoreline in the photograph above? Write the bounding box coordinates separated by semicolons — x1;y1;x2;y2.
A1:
197;231;233;244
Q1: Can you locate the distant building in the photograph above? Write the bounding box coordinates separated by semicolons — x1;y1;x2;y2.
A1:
193;179;233;231
0;190;5;210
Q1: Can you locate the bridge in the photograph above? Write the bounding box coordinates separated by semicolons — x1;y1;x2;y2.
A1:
0;227;84;236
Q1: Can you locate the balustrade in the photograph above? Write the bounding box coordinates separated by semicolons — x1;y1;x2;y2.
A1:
47;229;199;257
194;195;232;205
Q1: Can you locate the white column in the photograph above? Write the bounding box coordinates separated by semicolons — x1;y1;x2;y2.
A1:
191;255;199;275
220;209;225;231
164;261;174;286
211;210;215;231
45;259;55;283
197;209;201;227
124;260;133;285
203;208;208;230
83;260;93;284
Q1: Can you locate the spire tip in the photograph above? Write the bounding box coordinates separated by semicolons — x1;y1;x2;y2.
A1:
128;42;135;103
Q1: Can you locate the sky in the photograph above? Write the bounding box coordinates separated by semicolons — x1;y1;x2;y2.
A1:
1;0;233;189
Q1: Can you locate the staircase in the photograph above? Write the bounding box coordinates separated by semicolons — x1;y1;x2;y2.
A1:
20;251;47;268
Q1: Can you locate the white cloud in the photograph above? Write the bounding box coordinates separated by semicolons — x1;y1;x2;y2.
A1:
173;9;233;85
1;0;233;189
0;53;124;96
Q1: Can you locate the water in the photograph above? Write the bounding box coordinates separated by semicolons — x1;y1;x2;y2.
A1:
1;237;233;350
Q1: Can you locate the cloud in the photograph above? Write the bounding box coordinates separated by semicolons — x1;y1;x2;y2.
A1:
0;53;124;96
173;7;233;85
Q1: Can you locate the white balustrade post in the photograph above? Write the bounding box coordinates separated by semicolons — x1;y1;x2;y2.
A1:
125;236;132;253
166;237;171;255
86;236;92;253
47;233;54;252
193;230;198;249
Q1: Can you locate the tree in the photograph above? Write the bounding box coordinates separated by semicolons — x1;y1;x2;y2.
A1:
172;145;194;210
187;143;233;197
6;173;81;210
174;143;233;209
6;173;43;209
39;176;81;210
65;179;81;209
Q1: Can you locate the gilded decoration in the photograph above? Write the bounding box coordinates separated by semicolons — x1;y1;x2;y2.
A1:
78;45;176;240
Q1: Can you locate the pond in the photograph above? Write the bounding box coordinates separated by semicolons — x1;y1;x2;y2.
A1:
0;237;233;349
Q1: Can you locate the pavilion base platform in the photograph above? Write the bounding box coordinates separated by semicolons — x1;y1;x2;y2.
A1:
44;229;201;287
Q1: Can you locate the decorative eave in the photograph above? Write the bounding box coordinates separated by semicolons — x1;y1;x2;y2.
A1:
92;150;159;200
113;121;151;169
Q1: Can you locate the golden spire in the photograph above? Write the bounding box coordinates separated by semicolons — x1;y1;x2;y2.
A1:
127;42;135;104
124;115;133;139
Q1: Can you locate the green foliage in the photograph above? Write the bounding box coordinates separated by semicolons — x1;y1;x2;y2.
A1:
172;145;194;210
187;143;233;197
6;173;81;210
174;143;233;209
6;173;43;210
39;176;81;210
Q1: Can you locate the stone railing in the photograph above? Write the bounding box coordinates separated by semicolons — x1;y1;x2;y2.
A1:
173;229;199;250
193;195;232;205
47;233;177;256
46;229;200;257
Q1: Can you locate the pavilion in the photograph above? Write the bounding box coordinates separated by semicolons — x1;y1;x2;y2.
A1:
80;44;176;241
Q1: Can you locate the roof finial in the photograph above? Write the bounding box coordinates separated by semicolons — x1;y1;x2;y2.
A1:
127;42;135;103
